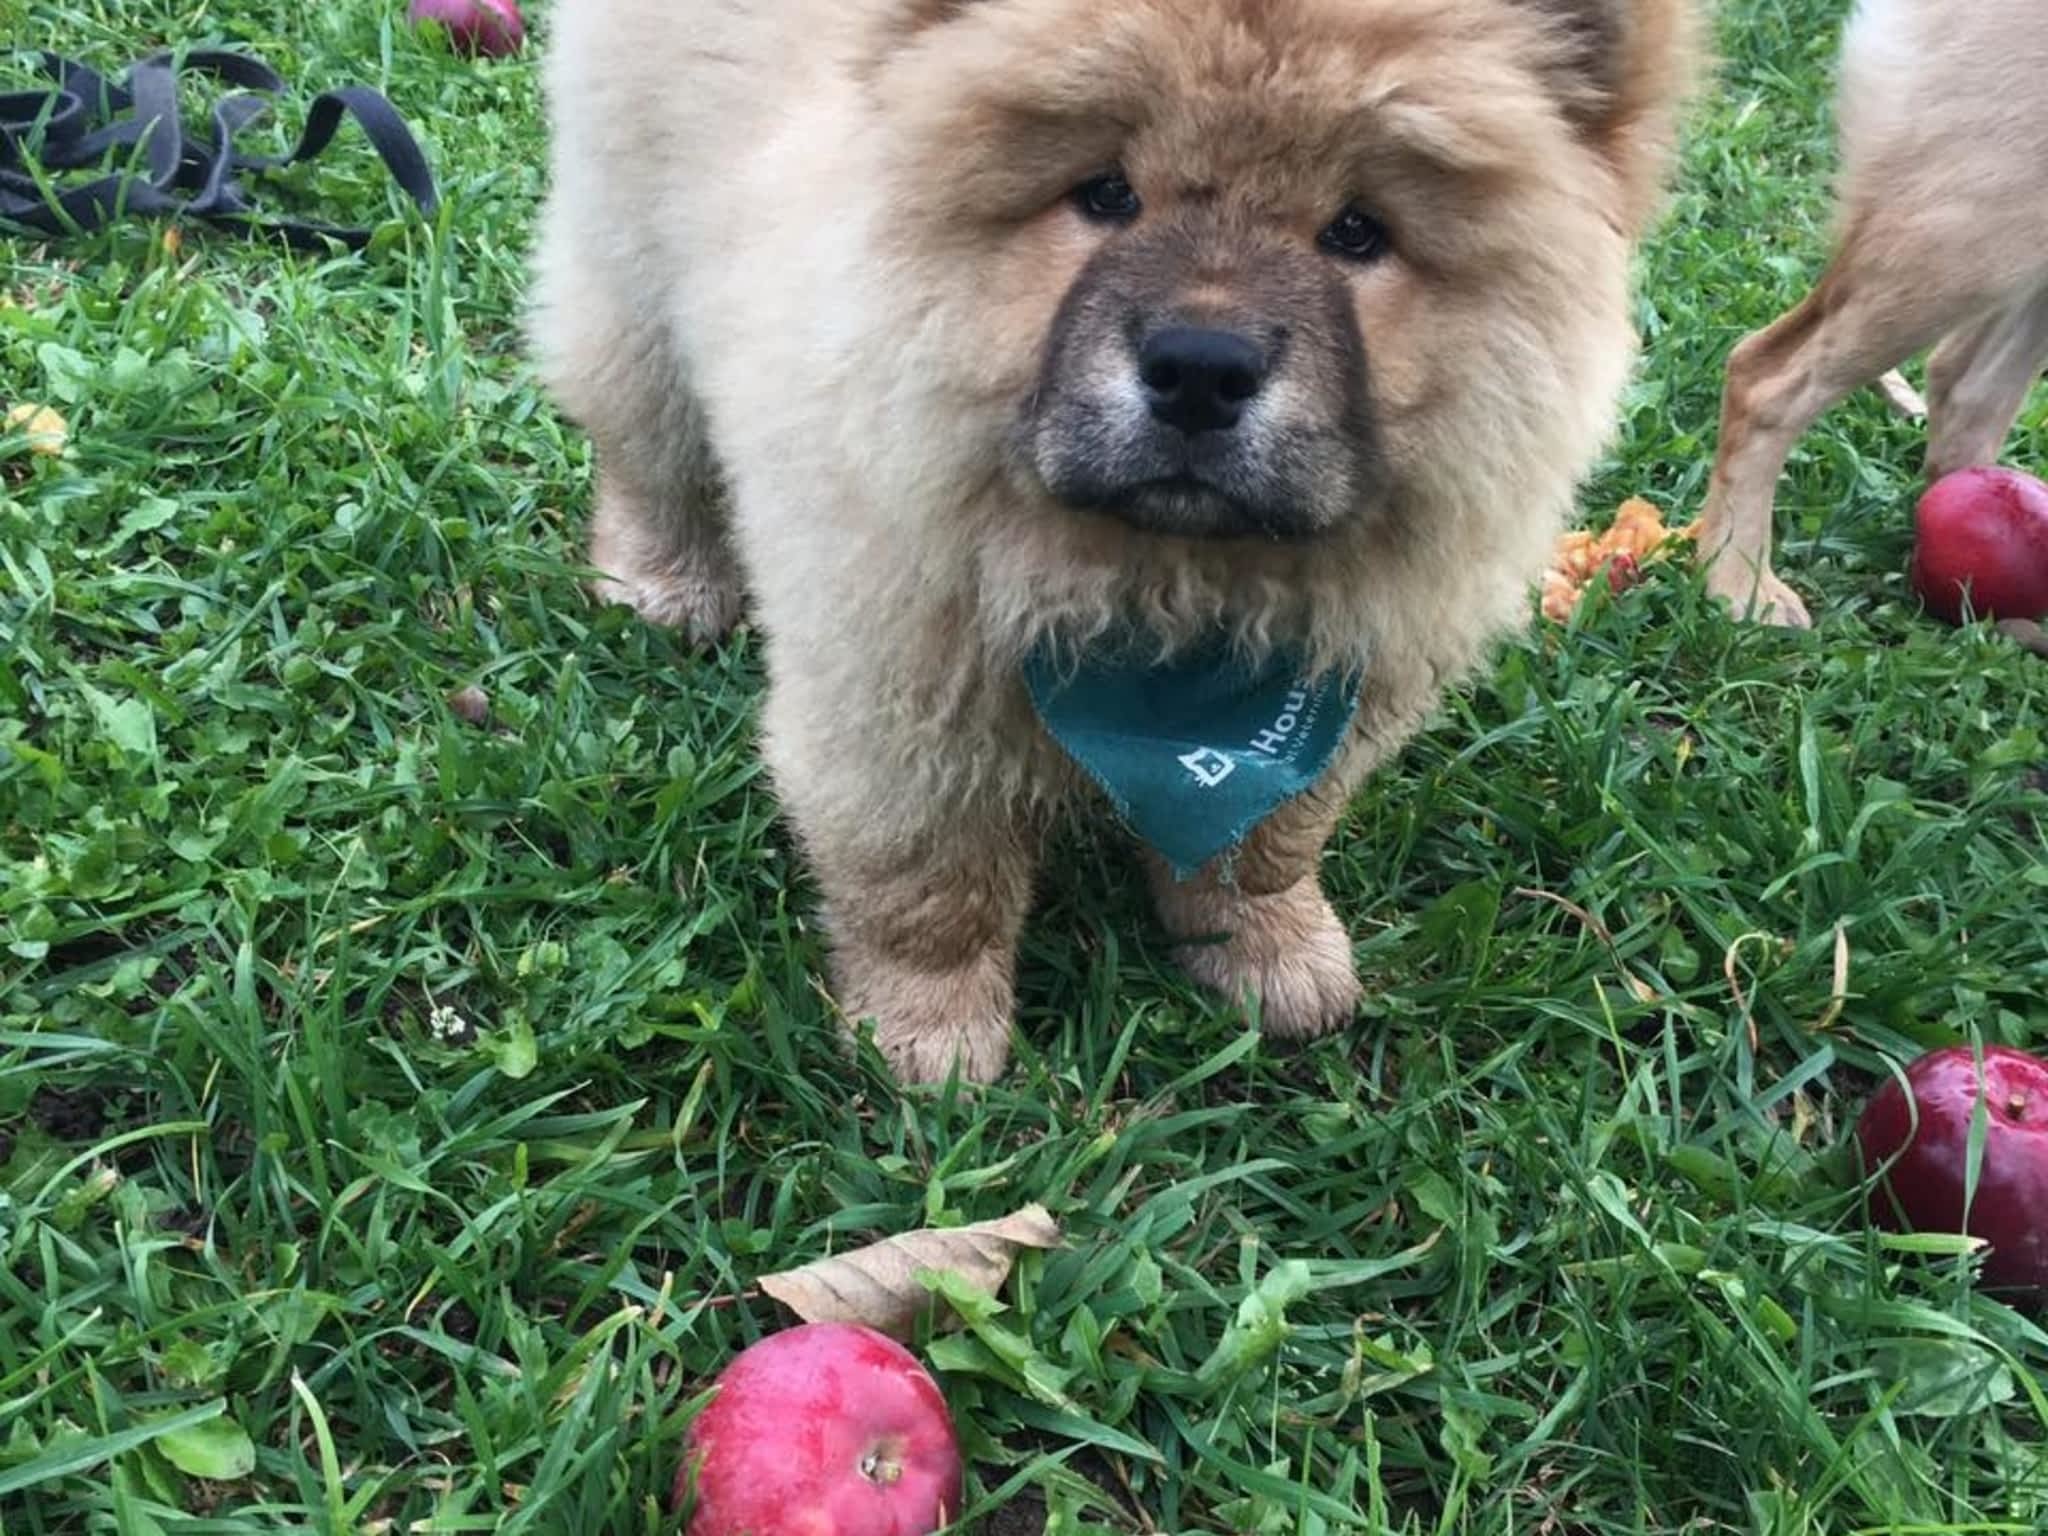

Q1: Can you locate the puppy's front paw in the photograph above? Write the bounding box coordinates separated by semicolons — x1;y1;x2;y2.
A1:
1166;878;1362;1042
834;947;1016;1086
587;490;745;646
1701;558;1812;629
588;555;743;646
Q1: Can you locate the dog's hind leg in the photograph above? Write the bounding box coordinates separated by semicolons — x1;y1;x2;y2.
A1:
1924;285;2048;481
529;221;744;645
1694;227;1998;628
581;382;744;647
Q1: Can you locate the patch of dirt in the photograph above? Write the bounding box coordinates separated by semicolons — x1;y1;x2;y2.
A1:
35;928;130;978
19;1085;159;1172
980;1492;1047;1536
31;1084;119;1141
972;1447;1143;1534
441;1301;480;1343
157;1206;211;1238
144;944;199;1001
1204;1037;1348;1103
2010;764;2047;844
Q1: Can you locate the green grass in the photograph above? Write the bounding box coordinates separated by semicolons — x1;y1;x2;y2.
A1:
3;0;2045;1529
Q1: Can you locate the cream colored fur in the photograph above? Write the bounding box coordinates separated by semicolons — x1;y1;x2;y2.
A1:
529;0;1694;1083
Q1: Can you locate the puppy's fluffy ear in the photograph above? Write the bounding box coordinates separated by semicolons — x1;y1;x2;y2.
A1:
1509;0;1702;233
883;0;986;39
866;0;990;69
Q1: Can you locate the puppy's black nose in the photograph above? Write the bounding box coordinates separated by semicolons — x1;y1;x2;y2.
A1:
1138;326;1268;434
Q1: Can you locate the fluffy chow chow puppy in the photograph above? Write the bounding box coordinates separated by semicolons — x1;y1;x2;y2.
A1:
530;0;1694;1084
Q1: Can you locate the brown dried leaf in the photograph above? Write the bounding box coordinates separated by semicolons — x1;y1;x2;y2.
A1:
1722;929;1792;1053
1811;921;1851;1033
758;1204;1062;1339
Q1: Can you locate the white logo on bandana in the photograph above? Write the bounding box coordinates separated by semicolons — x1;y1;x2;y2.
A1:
1178;685;1320;789
1178;747;1237;788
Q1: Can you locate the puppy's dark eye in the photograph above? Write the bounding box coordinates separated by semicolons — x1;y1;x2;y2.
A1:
1318;204;1390;263
1073;171;1141;223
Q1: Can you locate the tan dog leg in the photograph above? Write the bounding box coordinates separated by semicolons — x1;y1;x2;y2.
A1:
808;810;1038;1087
1924;288;2048;480
530;241;745;644
585;412;745;646
1145;681;1428;1042
1147;803;1361;1042
1695;235;1996;628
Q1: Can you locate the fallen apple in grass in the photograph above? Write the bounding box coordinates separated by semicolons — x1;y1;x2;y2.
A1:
1855;1044;2048;1294
1908;466;2048;625
676;1322;963;1536
407;0;525;58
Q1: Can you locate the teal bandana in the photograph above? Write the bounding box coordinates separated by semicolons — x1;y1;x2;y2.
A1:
1022;630;1365;878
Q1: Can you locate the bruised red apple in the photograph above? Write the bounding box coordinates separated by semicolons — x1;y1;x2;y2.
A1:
676;1322;963;1535
408;0;525;58
1855;1044;2048;1293
1909;466;2048;624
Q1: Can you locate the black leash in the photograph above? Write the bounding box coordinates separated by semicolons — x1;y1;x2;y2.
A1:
0;47;439;250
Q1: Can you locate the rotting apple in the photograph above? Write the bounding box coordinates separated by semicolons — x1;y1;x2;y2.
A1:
1908;466;2048;625
1855;1044;2048;1294
676;1322;964;1536
407;0;525;58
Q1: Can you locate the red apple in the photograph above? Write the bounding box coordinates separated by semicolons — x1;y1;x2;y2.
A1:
1855;1044;2048;1293
1909;466;2048;624
676;1322;963;1535
408;0;525;58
